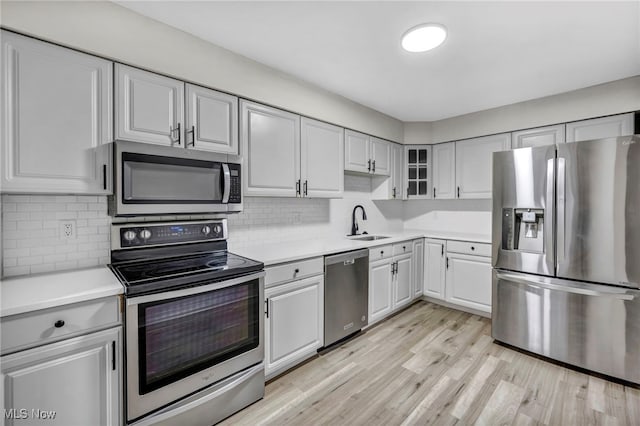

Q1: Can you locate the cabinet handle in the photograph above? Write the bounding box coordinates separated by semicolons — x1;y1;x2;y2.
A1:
170;123;182;145
368;159;371;172
380;250;384;256
393;187;396;198
187;125;195;147
471;246;475;251
177;123;181;145
433;187;436;198
265;299;269;318
294;268;300;274
303;180;308;196
111;341;116;371
372;160;376;173
441;245;444;256
102;164;107;191
457;186;460;198
54;320;65;328
446;257;449;269
296;179;301;196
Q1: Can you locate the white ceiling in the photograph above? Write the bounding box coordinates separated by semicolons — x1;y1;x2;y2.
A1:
117;1;640;122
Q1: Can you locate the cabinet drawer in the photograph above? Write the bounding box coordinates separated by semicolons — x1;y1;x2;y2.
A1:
265;257;323;287
446;241;491;257
1;297;120;355
392;241;413;256
369;244;393;261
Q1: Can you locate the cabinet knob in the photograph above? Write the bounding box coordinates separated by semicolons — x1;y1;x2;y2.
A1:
294;268;300;274
380;250;384;255
471;246;475;251
54;320;65;328
403;245;406;250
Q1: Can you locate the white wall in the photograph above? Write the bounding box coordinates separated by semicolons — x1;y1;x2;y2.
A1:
405;76;640;144
403;199;492;236
0;1;404;143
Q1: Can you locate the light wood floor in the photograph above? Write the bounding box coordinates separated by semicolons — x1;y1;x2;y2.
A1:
221;301;640;426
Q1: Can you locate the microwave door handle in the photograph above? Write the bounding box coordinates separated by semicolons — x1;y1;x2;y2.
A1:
222;163;231;203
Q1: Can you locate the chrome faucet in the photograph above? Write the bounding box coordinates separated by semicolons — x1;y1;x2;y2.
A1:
350;205;368;236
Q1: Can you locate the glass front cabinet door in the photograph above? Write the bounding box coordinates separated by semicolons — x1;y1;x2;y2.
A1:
404;145;432;199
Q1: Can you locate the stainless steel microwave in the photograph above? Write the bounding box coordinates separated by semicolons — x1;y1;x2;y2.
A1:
109;141;242;216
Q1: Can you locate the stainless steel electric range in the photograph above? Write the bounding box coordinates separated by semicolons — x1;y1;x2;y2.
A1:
109;219;265;426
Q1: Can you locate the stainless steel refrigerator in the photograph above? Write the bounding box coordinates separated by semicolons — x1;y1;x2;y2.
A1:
492;135;640;384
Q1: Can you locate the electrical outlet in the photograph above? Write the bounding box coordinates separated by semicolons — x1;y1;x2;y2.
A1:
59;220;76;240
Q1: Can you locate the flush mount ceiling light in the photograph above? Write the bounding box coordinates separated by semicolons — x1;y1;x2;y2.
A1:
401;24;447;53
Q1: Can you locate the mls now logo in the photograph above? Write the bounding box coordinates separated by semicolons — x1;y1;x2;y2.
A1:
3;408;57;420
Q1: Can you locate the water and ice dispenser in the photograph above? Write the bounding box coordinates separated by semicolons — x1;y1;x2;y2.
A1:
501;208;545;253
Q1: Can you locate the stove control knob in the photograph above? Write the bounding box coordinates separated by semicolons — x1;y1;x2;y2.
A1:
123;230;137;242
213;224;222;235
201;225;211;235
140;229;152;240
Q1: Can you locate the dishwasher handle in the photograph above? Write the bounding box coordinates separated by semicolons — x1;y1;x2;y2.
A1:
325;249;370;266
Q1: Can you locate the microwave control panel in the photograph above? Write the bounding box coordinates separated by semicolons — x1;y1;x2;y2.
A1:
228;163;241;203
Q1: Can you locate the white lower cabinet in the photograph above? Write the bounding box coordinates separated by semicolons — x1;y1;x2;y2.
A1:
1;327;121;426
412;239;424;298
368;258;394;325
264;274;324;380
445;253;492;313
423;239;446;299
368;240;417;325
423;239;492;315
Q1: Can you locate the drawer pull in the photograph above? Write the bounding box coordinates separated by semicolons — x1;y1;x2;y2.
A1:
54;320;65;328
403;245;406;251
294;268;300;274
471;246;475;251
380;250;384;255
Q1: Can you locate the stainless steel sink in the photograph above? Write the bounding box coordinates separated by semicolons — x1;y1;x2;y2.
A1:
348;235;390;241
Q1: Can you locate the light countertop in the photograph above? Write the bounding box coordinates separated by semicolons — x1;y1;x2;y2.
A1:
1;267;124;318
233;229;491;266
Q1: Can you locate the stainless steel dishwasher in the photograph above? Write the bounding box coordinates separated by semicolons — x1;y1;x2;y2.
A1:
324;249;369;347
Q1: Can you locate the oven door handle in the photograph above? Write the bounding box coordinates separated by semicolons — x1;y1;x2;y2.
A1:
222;163;231;204
127;271;266;306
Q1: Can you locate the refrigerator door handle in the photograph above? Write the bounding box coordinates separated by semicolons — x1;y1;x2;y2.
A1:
495;271;635;300
546;158;555;272
556;158;566;266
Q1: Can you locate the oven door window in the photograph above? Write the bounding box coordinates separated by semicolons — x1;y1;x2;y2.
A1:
123;153;223;204
138;279;259;394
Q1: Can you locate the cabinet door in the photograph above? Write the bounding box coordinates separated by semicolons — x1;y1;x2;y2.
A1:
512;124;565;148
412;239;424;298
344;130;370;173
370;137;391;176
566;113;634;142
393;254;413;310
300;117;344;198
115;64;184;147
391;144;404;199
264;275;323;379
405;145;432;199
1;31;112;194
369;259;393;324
455;133;511;199
445;253;492;313
424;239;446;299
185;84;238;154
241;101;300;197
432;142;456;199
1;327;121;426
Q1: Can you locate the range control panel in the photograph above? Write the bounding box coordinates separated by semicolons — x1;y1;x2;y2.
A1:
117;220;227;248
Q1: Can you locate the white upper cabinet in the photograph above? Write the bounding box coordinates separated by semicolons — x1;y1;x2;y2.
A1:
512;124;566;148
344;130;392;176
300;117;344;198
370;137;391;176
391;144;404;199
185;84;238;153
115;64;184;147
241;101;300;197
566;113;634;142
405;145;432;199
432;142;456;199
1;31;112;194
344;130;371;173
455;133;511;199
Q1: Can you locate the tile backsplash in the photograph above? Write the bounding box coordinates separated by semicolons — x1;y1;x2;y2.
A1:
1;195;110;277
